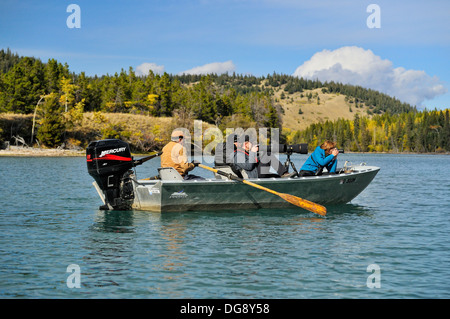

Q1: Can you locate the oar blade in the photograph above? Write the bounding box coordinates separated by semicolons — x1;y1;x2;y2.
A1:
279;193;327;216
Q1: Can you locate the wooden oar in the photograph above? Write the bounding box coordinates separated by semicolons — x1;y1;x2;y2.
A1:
198;164;326;216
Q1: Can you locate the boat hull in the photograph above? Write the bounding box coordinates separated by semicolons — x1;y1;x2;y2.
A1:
130;165;380;212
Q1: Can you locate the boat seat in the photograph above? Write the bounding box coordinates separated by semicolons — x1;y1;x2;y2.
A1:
158;167;184;181
213;165;248;180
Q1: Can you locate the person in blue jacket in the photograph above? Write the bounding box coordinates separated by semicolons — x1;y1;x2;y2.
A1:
299;140;339;176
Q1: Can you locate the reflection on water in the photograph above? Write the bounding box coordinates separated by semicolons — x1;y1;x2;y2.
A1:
84;210;196;296
82;211;137;290
158;221;186;271
90;210;136;233
327;203;375;217
153;217;190;297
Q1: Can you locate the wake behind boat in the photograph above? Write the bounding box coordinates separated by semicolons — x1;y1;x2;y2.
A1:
86;139;380;214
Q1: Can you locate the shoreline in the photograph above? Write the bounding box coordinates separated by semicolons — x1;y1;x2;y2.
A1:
0;146;85;157
0;146;448;157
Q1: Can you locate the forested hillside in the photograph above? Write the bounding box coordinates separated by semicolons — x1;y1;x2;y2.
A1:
0;49;448;153
287;110;450;153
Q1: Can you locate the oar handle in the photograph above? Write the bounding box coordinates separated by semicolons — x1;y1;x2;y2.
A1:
216;168;244;182
133;151;163;167
199;164;248;183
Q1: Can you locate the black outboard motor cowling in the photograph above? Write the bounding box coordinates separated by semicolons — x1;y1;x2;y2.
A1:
86;139;134;210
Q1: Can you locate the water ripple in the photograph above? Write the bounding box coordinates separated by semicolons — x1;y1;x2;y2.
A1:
0;155;449;298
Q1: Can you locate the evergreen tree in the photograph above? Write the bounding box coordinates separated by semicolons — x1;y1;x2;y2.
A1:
0;57;46;113
0;48;21;73
157;73;173;116
46;58;63;93
36;93;66;147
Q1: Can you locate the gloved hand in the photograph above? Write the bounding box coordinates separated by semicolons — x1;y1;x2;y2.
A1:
191;160;201;167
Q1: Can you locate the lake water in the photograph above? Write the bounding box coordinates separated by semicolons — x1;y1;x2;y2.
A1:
0;153;449;300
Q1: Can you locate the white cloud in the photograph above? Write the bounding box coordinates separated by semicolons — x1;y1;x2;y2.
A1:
135;62;165;76
293;46;447;107
179;60;236;75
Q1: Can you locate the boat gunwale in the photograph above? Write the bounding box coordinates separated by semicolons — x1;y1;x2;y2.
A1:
135;165;380;186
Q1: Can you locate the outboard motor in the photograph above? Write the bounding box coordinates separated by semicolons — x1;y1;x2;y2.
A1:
86;139;135;210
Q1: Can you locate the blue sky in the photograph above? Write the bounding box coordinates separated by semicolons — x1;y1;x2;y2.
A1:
0;0;449;110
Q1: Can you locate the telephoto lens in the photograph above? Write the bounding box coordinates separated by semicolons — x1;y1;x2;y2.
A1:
259;143;308;154
285;144;308;154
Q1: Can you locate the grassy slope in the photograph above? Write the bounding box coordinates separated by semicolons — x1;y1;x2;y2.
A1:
273;87;368;131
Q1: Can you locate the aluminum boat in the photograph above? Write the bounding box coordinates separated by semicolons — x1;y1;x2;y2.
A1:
86;139;380;213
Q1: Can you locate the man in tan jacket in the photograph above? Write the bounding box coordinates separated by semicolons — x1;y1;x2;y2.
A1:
161;130;202;179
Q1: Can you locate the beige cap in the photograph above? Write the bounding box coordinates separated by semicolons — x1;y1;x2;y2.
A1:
171;130;185;141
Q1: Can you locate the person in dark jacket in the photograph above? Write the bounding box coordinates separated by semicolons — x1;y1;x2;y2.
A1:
214;133;238;166
298;140;339;176
233;134;259;179
216;133;290;179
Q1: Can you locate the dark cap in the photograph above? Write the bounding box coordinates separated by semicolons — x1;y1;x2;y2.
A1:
238;134;256;144
226;133;238;144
